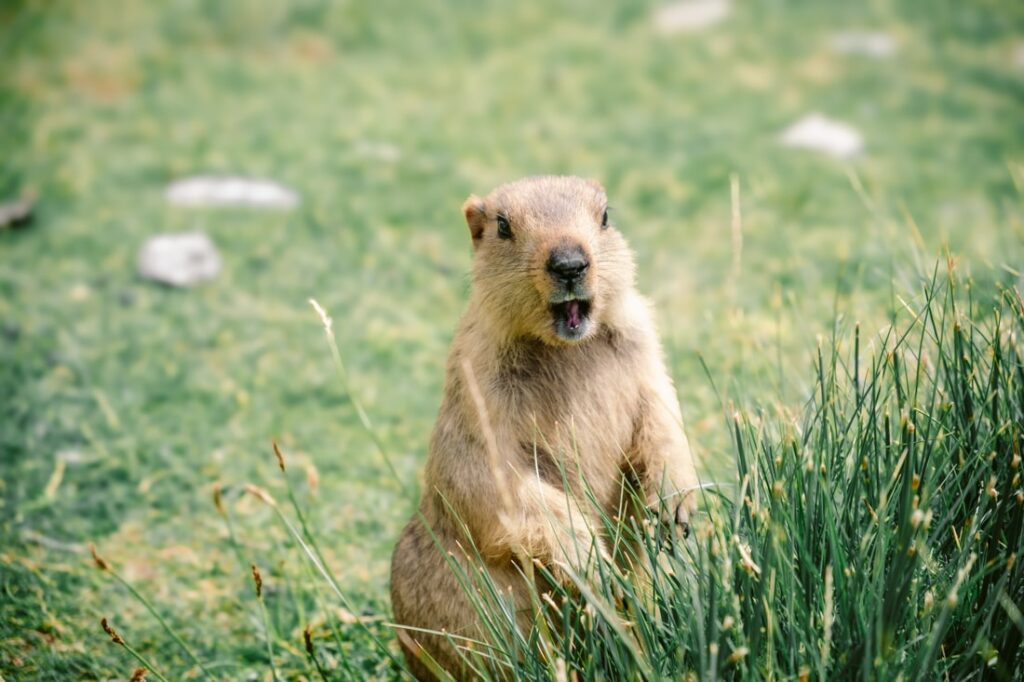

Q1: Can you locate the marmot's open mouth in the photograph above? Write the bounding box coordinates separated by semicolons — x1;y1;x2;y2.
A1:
550;298;592;341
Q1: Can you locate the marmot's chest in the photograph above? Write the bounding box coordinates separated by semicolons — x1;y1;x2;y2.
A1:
494;335;642;466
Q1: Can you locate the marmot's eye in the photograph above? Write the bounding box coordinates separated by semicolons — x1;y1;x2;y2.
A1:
601;208;609;229
496;215;513;240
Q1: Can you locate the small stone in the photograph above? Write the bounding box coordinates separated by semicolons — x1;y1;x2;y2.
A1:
780;113;864;159
138;232;221;287
166;176;299;209
0;198;33;229
653;0;731;34
829;31;898;59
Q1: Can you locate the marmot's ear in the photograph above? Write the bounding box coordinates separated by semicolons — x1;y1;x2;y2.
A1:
462;195;486;244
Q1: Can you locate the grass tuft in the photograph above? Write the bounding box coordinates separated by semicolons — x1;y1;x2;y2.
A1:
99;618;171;682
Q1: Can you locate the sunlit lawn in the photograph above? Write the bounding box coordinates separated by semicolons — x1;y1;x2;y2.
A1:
1;0;1022;678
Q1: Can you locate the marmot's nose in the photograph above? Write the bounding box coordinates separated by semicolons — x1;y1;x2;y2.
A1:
546;246;590;283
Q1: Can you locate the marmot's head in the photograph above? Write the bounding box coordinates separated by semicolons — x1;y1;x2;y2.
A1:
462;176;636;346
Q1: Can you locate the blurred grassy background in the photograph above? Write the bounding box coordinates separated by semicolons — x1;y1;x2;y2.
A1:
1;0;1022;678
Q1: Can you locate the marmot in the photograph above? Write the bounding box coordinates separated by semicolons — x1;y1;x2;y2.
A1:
390;176;699;680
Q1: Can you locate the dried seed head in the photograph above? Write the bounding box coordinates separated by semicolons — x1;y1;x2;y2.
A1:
554;657;568;682
272;440;286;471
245;484;277;506
101;618;125;645
212;483;225;515
305;462;320;494
251;564;263;598
90;544;110;571
722;615;735;630
910;509;925;529
303;626;314;655
728;646;749;664
734;538;761;577
911;474;920;491
923;590;934;613
130;668;148;682
772;481;784;498
309;298;333;334
986;477;998;499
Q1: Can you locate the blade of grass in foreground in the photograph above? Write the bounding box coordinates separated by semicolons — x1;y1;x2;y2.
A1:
89;545;212;679
100;618;172;682
309;298;409;496
250;563;281;682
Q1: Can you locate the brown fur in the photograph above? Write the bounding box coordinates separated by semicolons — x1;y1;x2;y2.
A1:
389;176;699;680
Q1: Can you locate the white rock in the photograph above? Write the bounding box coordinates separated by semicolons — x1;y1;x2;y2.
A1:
138;232;221;287
653;0;731;34
829;31;898;58
0;198;33;228
780;113;864;159
166;176;299;209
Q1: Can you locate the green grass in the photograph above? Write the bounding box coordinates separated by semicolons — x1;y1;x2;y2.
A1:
1;0;1023;679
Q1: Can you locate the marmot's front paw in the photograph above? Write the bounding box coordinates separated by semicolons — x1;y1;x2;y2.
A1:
547;525;608;585
674;501;691;539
